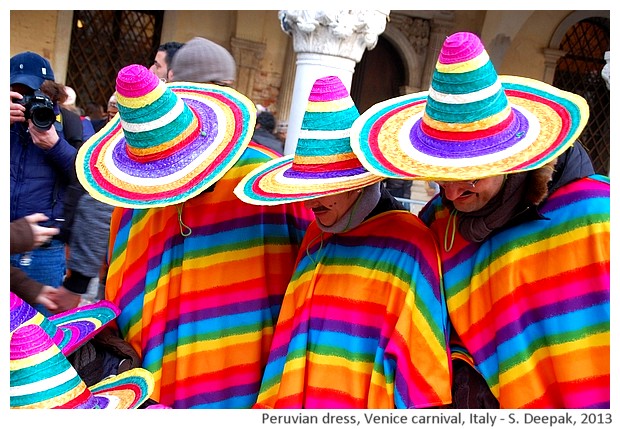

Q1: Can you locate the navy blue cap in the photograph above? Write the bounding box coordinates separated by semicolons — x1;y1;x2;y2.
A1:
10;51;55;90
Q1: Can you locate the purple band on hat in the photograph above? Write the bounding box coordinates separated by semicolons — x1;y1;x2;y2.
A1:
438;32;485;65
111;99;218;178
116;64;160;98
409;107;530;158
283;166;368;179
10;293;64;346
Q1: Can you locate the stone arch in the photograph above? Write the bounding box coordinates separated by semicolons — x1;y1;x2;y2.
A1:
380;24;425;93
549;10;610;49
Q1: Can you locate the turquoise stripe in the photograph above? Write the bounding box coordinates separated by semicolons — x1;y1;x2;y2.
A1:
425;91;508;124
477;304;609;384
301;105;359;131
431;61;498;95
121;104;195;149
295;137;352;157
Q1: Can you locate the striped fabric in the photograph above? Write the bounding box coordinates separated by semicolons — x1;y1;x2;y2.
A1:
419;175;610;408
254;211;451;408
104;142;313;408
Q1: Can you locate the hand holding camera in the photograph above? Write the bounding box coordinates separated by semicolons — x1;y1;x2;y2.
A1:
10;90;26;124
11;89;59;149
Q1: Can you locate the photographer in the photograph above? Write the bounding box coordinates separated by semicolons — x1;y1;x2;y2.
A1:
10;51;79;316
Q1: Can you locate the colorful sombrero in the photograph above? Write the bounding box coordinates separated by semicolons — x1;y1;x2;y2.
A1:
350;32;590;181
234;76;382;205
10;324;154;409
10;292;119;356
76;64;256;208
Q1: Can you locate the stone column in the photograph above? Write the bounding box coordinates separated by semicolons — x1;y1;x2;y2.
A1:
274;38;295;140
542;48;566;84
278;10;390;154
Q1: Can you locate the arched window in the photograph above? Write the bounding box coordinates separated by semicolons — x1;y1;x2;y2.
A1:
66;11;164;112
552;16;610;175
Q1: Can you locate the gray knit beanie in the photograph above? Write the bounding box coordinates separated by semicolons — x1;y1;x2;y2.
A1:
169;37;236;84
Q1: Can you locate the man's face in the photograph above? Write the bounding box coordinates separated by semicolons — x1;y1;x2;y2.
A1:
11;83;35;97
438;176;506;213
303;190;361;227
149;51;169;81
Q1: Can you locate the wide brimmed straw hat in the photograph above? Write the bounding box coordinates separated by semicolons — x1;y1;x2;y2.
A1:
350;32;589;181
10;324;154;409
77;64;256;208
10;292;119;356
234;76;382;205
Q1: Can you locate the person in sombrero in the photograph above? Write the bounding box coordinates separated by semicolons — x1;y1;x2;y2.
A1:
10;291;156;409
351;32;610;409
75;37;313;409
235;76;451;409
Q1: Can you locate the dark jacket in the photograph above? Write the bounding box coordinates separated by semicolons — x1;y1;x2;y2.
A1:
10;111;79;231
10;218;44;304
252;128;284;155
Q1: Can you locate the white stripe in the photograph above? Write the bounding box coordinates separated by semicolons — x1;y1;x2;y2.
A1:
10;366;77;396
120;98;186;133
298;128;351;140
429;80;503;105
93;393;122;408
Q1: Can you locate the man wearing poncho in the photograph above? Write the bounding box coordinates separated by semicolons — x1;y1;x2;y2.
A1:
75;37;313;408
351;32;610;409
235;75;452;408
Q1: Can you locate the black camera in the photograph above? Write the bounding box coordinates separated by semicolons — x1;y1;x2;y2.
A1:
14;90;56;130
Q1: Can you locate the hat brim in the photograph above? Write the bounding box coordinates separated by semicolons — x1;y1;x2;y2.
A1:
77;83;256;208
89;368;155;409
48;300;120;355
234;155;383;205
10;292;119;356
350;76;589;181
10;74;44;90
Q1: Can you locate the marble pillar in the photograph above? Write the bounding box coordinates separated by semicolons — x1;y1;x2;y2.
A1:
278;10;390;154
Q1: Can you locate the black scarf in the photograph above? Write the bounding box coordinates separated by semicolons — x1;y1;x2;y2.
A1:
443;173;528;243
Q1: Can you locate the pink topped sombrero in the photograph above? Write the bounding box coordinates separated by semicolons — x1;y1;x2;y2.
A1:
10;324;154;409
234;76;382;205
350;32;590;181
10;291;119;356
76;64;256;208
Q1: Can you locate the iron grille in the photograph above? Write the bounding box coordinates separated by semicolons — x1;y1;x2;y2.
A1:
66;10;163;112
552;17;610;175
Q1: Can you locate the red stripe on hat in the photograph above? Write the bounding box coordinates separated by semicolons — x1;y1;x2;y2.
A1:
291;157;363;173
420;111;515;141
506;89;572;169
367;100;426;178
54;387;92;409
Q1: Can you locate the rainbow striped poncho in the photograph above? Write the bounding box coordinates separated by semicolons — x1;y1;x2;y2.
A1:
104;143;313;408
420;175;610;408
254;211;452;408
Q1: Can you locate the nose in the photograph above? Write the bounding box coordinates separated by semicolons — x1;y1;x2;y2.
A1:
441;183;470;201
304;199;319;209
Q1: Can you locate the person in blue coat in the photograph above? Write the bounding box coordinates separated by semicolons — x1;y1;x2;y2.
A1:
10;51;79;315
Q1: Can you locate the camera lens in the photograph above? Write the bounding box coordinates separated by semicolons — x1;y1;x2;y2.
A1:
30;105;56;130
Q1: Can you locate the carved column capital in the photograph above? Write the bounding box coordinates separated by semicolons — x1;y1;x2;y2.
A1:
278;10;390;62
